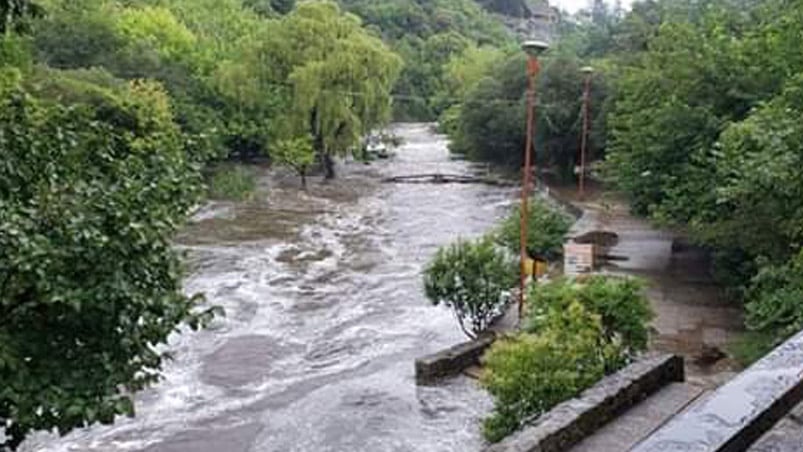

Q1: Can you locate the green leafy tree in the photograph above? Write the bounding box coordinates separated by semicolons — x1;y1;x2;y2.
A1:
243;0;295;16
423;236;517;339
231;1;402;178
116;6;197;62
530;53;608;180
272;136;316;188
691;75;803;262
496;198;572;260
338;0;512;120
0;77;218;449
449;52;526;165
435;44;505;133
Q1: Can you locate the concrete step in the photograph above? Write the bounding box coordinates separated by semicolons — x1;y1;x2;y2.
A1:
749;401;803;452
570;383;705;452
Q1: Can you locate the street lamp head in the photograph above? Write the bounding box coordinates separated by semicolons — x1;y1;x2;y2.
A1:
521;40;549;56
581;66;595;74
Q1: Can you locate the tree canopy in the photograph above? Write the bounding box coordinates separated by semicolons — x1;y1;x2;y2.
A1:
0;69;218;449
597;0;803;350
0;0;411;446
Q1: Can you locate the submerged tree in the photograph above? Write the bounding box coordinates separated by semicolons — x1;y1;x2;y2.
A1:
272;136;316;188
423;236;517;339
258;1;403;179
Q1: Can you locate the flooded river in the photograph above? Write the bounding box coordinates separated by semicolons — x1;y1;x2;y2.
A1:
28;124;515;452
25;124;746;452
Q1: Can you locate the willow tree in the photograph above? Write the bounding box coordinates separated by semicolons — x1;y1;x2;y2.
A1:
256;1;402;179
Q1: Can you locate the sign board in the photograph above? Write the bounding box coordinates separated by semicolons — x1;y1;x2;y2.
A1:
524;258;549;278
564;243;595;277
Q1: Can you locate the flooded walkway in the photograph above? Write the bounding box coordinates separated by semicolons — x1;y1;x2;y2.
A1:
26;124;516;452
565;190;744;382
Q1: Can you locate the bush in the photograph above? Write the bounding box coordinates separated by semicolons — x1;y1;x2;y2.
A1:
496;198;572;260
423;235;517;339
481;276;652;443
744;251;803;342
481;301;608;442
527;276;652;366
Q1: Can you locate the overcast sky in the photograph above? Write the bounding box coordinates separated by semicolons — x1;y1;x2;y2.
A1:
553;0;635;14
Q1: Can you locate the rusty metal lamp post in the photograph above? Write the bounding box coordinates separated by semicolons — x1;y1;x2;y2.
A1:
578;66;594;200
518;40;549;321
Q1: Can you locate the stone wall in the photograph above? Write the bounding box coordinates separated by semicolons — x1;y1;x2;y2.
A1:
485;354;684;452
415;333;497;385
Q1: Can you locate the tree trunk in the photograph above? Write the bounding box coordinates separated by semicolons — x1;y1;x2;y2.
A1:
323;153;336;180
300;171;307;189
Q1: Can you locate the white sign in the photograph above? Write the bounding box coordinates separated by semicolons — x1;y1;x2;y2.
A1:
564;243;595;277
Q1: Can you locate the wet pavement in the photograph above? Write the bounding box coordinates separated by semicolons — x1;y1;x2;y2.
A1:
563;189;745;382
24;124;515;452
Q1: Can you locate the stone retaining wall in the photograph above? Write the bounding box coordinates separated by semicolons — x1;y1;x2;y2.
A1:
415;333;496;385
633;330;803;452
484;354;684;452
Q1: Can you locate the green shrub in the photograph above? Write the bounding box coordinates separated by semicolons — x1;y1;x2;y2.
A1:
481;301;608;442
527;276;653;366
207;165;258;201
744;251;803;342
496;198;572;260
423;235;517;339
481;276;653;443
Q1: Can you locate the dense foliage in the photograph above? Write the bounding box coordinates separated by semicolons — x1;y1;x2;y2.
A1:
218;1;403;178
482;276;651;442
601;0;803;349
445;47;609;179
338;0;514;120
28;0;401;176
0;70;218;448
423;236;517;339
496;198;572;260
0;0;406;446
482;304;606;442
526;276;652;363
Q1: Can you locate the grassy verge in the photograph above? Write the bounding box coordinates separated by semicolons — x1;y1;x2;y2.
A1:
206;165;258;201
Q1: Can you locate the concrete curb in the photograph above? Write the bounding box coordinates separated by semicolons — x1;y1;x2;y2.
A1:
484;354;684;452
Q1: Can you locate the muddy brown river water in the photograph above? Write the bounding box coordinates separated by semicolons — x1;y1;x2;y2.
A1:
27;124;515;452
26;124;744;452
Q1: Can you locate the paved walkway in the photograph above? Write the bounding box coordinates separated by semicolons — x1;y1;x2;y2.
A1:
549;186;803;451
571;383;705;452
565;195;743;383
